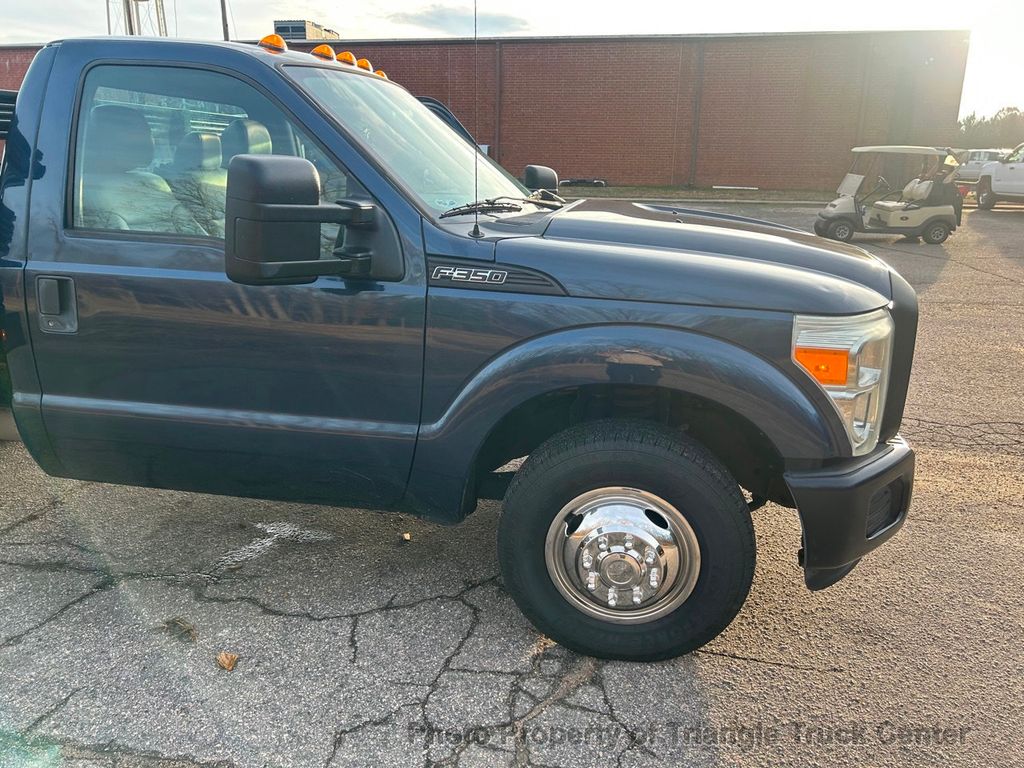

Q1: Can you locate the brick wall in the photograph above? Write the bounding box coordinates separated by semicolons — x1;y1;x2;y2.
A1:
0;46;43;160
0;45;36;90
1;31;969;190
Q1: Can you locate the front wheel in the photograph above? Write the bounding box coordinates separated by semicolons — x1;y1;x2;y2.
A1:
498;420;755;661
977;181;997;210
922;221;951;245
826;219;855;242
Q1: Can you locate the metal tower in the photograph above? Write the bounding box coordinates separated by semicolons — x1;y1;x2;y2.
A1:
107;0;168;36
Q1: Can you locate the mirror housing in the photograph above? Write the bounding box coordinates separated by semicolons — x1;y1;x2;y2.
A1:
225;154;375;286
523;164;559;193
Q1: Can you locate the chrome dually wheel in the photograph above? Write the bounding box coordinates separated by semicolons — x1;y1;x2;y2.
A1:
499;420;755;661
545;487;701;623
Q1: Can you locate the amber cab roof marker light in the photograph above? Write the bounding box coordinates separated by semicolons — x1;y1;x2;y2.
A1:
310;44;337;62
375;70;389;79
337;51;357;66
356;58;373;71
258;34;288;54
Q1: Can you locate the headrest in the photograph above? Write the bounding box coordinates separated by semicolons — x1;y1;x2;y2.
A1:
176;132;223;171
221;119;273;167
910;180;934;201
85;105;154;173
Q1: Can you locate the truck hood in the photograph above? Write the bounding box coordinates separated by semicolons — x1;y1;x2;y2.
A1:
493;199;894;314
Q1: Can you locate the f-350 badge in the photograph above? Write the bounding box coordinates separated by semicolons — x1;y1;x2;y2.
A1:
431;265;508;284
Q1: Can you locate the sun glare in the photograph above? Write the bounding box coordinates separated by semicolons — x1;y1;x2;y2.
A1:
961;21;1021;117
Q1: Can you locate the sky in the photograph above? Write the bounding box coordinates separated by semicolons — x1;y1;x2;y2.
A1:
1;0;1020;118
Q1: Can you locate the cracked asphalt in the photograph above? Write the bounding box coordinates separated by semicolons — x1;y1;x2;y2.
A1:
1;204;1023;767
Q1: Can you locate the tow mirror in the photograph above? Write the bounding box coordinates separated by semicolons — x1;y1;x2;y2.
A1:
523;164;559;193
225;154;376;286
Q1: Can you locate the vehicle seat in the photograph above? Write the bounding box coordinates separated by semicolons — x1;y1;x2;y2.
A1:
912;180;934;201
166;131;228;237
79;104;203;235
873;179;934;212
220;118;273;169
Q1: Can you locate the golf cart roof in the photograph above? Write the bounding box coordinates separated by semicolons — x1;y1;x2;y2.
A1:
851;145;948;156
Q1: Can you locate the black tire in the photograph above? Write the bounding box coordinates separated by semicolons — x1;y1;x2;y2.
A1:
977;180;997;210
826;219;855;242
812;218;827;237
498;420;755;661
922;221;951;245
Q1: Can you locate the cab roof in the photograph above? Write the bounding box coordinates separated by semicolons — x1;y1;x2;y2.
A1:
50;36;387;77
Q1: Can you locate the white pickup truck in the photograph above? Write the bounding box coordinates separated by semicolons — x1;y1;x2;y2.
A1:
977;142;1024;209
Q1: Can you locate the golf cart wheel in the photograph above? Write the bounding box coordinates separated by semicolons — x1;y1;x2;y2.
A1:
977;181;997;210
498;420;755;661
922;221;951;245
826;219;855;242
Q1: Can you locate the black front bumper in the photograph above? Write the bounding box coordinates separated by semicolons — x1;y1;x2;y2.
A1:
785;436;914;590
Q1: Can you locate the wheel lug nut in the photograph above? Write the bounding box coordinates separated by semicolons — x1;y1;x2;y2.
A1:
607;588;617;607
582;552;593;568
645;548;656;565
597;535;608;550
649;567;659;588
623;535;634;549
586;572;597;591
632;586;642;605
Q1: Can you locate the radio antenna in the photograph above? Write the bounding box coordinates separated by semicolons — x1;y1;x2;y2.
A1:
469;0;483;238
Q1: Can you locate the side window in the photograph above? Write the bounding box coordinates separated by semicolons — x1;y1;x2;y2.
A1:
72;64;361;256
1004;146;1024;164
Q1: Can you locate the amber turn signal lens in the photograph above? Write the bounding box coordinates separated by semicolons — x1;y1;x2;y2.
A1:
356;57;373;71
258;34;288;54
336;50;357;65
375;69;388;79
310;44;336;61
794;347;849;387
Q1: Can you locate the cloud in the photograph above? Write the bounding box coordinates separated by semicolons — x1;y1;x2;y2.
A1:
0;0;103;43
388;3;530;35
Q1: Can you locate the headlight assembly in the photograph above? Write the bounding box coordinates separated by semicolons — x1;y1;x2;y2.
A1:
792;308;894;455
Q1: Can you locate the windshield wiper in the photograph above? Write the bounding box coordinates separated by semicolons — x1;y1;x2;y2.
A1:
525;189;566;208
439;192;565;219
439;199;524;219
493;193;564;211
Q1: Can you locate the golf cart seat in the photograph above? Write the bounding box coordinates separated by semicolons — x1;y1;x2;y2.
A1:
872;179;934;212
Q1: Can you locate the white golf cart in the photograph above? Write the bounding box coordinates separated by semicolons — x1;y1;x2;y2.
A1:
814;145;963;244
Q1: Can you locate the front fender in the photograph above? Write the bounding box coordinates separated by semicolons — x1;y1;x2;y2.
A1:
405;324;846;521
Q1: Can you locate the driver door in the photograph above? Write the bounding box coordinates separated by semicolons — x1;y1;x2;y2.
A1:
24;59;425;507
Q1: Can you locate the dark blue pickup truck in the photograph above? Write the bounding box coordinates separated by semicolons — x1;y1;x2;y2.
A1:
0;37;917;661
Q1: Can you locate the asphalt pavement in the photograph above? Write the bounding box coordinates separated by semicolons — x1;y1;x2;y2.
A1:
1;204;1021;768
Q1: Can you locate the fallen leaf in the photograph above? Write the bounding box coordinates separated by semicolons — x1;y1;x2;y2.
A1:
400;532;412;543
216;652;239;671
526;635;556;662
158;616;198;643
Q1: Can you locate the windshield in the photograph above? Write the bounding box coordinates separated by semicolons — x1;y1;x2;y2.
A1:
285;66;530;215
